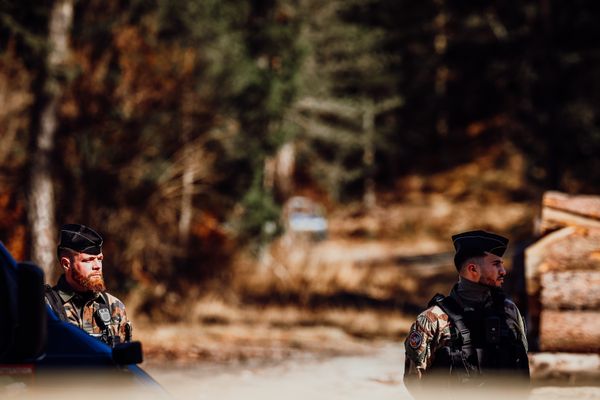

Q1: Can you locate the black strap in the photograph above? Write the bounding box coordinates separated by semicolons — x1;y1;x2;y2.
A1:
429;293;476;364
99;292;110;308
44;284;69;322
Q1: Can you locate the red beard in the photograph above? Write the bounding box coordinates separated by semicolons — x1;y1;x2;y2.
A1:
72;268;106;292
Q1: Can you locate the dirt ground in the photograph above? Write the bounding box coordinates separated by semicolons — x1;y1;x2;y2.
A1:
142;336;600;400
145;341;408;400
135;318;388;366
136;322;600;400
131;175;594;399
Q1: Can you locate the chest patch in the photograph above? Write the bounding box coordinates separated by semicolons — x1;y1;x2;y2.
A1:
97;308;111;324
408;331;423;349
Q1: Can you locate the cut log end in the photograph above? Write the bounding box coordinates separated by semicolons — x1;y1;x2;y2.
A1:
539;310;600;353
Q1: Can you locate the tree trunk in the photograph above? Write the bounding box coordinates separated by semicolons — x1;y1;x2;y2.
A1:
178;85;195;248
433;0;449;143
265;142;295;200
28;0;74;283
362;101;376;210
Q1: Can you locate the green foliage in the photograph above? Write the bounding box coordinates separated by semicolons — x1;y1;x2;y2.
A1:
287;0;600;202
3;0;600;296
0;0;48;61
292;0;403;201
80;0;302;285
233;171;281;245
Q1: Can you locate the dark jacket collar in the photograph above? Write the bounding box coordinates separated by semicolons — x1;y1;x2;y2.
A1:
451;277;493;308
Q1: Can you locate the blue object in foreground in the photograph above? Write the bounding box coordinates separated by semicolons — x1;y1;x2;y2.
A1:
0;241;167;397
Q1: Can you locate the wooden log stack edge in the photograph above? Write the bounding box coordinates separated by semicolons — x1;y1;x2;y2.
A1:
526;191;600;354
539;310;600;352
540;191;600;234
529;353;600;383
540;271;600;310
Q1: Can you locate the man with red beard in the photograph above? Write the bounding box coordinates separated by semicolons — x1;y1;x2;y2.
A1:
45;224;132;346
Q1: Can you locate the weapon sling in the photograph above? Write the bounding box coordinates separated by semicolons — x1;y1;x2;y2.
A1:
429;294;478;374
44;284;69;322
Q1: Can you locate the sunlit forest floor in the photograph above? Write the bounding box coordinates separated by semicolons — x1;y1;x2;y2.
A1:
137;323;600;400
128;154;598;397
136;305;411;366
133;151;540;365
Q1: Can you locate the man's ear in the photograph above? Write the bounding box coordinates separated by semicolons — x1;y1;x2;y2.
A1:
467;263;479;275
60;256;71;272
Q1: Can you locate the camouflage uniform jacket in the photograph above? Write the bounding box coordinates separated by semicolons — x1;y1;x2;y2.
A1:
45;275;132;344
404;281;528;384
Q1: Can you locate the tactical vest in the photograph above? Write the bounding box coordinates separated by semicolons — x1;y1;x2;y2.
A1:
427;291;529;384
44;284;131;347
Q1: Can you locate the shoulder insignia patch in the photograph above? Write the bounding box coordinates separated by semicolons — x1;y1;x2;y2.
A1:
408;330;423;349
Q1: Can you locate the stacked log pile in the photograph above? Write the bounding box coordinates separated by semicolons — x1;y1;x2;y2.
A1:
525;191;600;381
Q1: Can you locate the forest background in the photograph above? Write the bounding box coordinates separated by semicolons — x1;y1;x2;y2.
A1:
1;0;600;355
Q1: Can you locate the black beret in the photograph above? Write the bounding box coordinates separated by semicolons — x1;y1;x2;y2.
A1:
57;224;103;256
452;230;508;270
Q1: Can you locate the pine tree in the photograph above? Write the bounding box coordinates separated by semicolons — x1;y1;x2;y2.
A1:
291;0;403;204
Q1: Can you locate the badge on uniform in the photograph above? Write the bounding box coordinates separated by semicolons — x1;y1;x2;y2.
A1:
408;331;423;349
97;308;111;326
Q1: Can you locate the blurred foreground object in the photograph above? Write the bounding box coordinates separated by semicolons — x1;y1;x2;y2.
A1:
526;191;600;383
0;241;164;398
